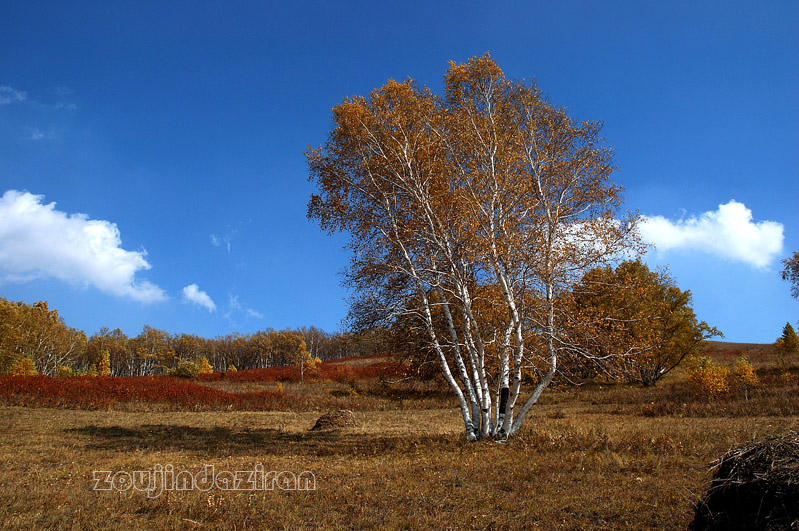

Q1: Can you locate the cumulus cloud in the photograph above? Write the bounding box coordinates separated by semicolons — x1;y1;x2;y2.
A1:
639;200;784;268
0;189;166;302
182;284;216;312
0;85;26;105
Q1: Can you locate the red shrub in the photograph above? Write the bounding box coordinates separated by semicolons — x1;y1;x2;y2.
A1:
0;375;289;410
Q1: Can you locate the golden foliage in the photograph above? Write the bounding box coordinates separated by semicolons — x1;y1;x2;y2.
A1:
307;53;642;438
55;364;75;377
97;350;111;377
196;356;214;375
7;354;38;376
688;357;730;400
731;357;759;400
732;357;758;387
0;298;87;376
564;260;721;385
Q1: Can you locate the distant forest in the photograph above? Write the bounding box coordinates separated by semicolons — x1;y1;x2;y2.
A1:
0;297;386;377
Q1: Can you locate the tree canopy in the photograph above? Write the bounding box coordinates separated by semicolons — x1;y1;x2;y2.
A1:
566;260;721;386
782;252;799;300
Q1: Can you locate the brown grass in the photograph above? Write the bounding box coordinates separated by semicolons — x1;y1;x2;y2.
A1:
1;343;798;529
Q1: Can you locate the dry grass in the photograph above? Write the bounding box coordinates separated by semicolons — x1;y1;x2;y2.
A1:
324;354;395;368
1;342;798;529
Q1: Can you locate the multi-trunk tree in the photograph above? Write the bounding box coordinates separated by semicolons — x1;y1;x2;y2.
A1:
307;54;640;440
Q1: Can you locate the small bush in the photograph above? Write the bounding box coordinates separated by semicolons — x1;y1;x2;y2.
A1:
54;365;98;377
688;357;729;400
732;357;758;400
78;366;98;377
6;355;38;376
55;365;76;378
171;360;202;379
196;356;213;375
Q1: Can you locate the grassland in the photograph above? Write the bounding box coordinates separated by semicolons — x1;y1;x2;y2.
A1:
1;343;798;530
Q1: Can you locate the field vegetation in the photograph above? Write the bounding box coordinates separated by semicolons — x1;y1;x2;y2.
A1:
1;341;798;529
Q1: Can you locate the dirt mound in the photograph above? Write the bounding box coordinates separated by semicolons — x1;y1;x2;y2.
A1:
310;409;358;431
690;431;799;530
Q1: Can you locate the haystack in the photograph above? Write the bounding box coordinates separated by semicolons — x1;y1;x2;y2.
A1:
690;431;799;530
310;409;358;431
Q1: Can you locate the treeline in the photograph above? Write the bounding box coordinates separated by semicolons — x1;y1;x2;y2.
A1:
0;297;388;377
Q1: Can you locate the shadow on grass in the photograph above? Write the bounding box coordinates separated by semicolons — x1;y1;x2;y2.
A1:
67;424;459;457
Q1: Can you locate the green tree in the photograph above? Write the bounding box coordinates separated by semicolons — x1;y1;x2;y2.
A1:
170;359;202;378
776;322;799;354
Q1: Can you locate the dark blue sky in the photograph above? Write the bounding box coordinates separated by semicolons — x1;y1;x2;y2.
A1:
1;1;797;342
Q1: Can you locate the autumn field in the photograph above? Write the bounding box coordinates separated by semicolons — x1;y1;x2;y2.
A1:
1;343;798;530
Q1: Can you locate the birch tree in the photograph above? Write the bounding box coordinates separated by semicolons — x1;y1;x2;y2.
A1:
307;54;640;440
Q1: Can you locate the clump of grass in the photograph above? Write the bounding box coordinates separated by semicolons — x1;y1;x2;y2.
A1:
310;409;359;431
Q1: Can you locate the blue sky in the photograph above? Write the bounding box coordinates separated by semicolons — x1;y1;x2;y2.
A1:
0;1;797;343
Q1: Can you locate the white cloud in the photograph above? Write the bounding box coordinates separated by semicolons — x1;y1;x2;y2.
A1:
639;200;784;268
182;284;216;312
0;190;166;302
223;293;262;321
210;228;237;253
246;308;264;319
228;293;241;310
0;86;26;105
28;127;55;141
